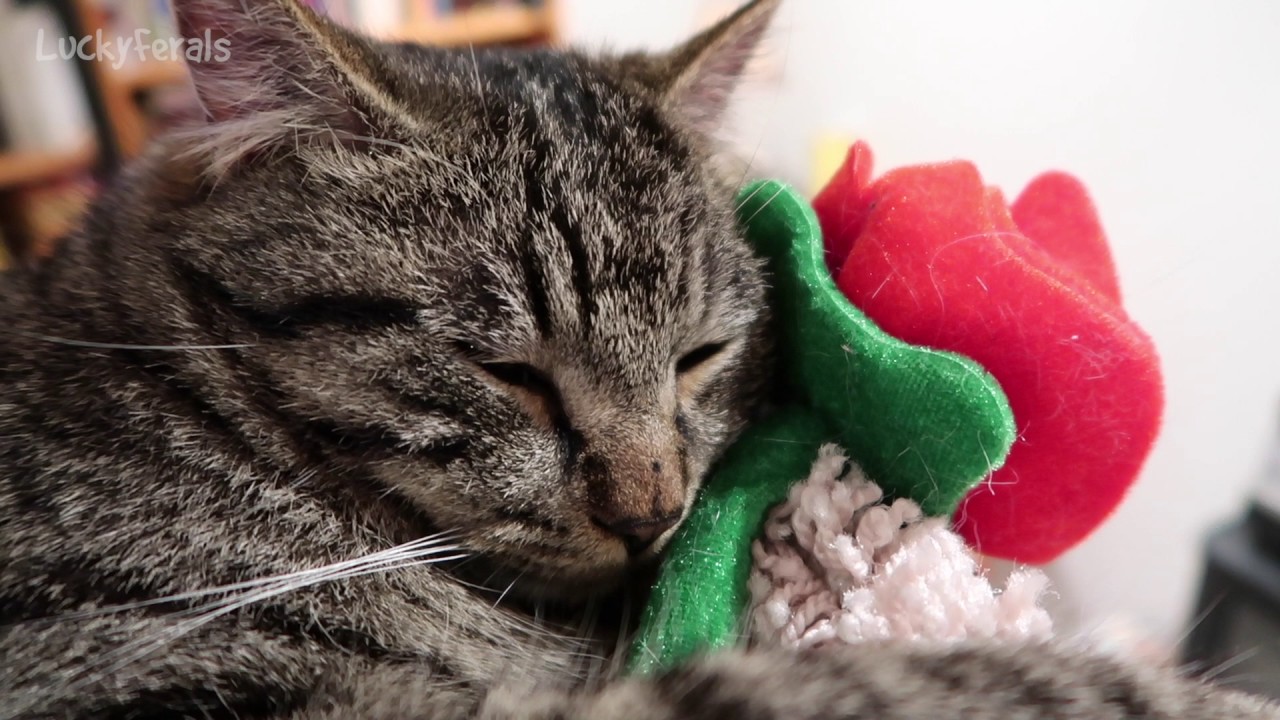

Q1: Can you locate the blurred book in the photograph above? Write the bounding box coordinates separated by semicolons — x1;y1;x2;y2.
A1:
318;0;542;26
0;0;94;154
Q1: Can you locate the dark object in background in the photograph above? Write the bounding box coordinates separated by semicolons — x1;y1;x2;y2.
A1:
1183;479;1280;698
36;0;122;174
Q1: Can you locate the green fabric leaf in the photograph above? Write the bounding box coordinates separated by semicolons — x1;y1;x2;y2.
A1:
627;180;1015;674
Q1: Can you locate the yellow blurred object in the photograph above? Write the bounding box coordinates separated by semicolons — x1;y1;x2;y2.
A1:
811;134;857;195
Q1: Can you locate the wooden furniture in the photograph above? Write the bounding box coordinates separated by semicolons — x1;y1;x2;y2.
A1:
399;1;559;45
0;142;97;192
0;0;561;260
91;0;562;168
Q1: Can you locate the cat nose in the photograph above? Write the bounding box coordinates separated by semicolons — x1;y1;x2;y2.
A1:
593;513;681;555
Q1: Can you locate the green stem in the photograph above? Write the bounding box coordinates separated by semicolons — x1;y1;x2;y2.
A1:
626;409;830;674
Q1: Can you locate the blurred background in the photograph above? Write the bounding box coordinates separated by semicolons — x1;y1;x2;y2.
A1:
2;0;1279;693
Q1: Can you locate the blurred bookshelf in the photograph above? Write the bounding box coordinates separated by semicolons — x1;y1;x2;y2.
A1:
0;142;96;190
0;0;559;267
395;2;556;45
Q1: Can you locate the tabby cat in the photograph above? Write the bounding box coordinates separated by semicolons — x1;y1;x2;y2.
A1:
0;0;1274;717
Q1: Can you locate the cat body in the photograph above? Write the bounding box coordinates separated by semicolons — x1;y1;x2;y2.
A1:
0;1;1275;717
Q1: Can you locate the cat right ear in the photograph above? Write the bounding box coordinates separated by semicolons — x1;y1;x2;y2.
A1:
653;0;780;136
171;0;406;177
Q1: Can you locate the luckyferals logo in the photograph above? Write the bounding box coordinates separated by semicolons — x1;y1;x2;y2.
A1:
35;28;231;70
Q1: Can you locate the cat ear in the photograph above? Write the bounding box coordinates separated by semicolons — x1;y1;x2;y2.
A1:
657;0;780;135
171;0;401;175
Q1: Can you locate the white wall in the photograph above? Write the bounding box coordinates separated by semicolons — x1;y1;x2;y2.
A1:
563;0;1280;644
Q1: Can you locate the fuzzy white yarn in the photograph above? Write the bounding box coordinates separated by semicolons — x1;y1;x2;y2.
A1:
749;444;1054;650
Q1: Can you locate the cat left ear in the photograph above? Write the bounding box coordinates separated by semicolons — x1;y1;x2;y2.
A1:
657;0;780;135
170;0;408;177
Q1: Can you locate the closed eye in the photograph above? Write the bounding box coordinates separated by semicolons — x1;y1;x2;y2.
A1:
478;361;559;399
471;353;565;412
168;260;420;338
676;342;728;375
265;295;421;333
475;360;582;462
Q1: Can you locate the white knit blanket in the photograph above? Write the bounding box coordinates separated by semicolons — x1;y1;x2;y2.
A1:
749;445;1054;649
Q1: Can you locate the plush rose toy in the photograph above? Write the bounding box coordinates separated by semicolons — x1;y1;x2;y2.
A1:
816;142;1163;562
626;142;1162;674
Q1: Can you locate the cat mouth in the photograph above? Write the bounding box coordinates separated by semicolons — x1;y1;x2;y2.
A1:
455;530;663;603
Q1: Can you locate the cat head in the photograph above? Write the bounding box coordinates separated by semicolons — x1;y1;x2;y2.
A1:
122;0;779;597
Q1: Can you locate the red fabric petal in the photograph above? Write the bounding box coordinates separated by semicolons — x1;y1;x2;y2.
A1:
1012;172;1122;304
817;151;1163;563
812;141;876;275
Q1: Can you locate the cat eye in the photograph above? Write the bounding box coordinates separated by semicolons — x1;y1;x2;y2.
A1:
473;358;577;458
478;361;562;406
676;342;728;375
476;360;573;438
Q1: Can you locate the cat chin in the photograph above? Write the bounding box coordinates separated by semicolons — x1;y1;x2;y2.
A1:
511;557;637;603
509;570;627;604
452;543;648;605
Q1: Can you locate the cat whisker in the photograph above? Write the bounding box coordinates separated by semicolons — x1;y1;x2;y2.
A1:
338;132;414;153
4;531;465;628
445;569;594;650
740;183;788;226
158;539;470;621
1197;647;1261;683
604;583;634;682
492;572;524;610
6;330;253;351
1169;593;1227;654
42;541;471;710
734;14;791;191
570;597;608;686
733;180;770;213
468;42;485;106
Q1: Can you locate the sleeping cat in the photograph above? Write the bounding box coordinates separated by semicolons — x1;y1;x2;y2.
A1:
0;0;1274;717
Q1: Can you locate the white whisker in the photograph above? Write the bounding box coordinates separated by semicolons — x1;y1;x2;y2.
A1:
734;12;792;191
492;572;523;610
21;535;470;715
734;180;770;213
8;331;253;352
741;183;788;226
1199;647;1260;682
8;531;464;628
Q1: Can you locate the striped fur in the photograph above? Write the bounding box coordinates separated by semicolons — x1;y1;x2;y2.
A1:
0;0;1276;717
482;643;1280;720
